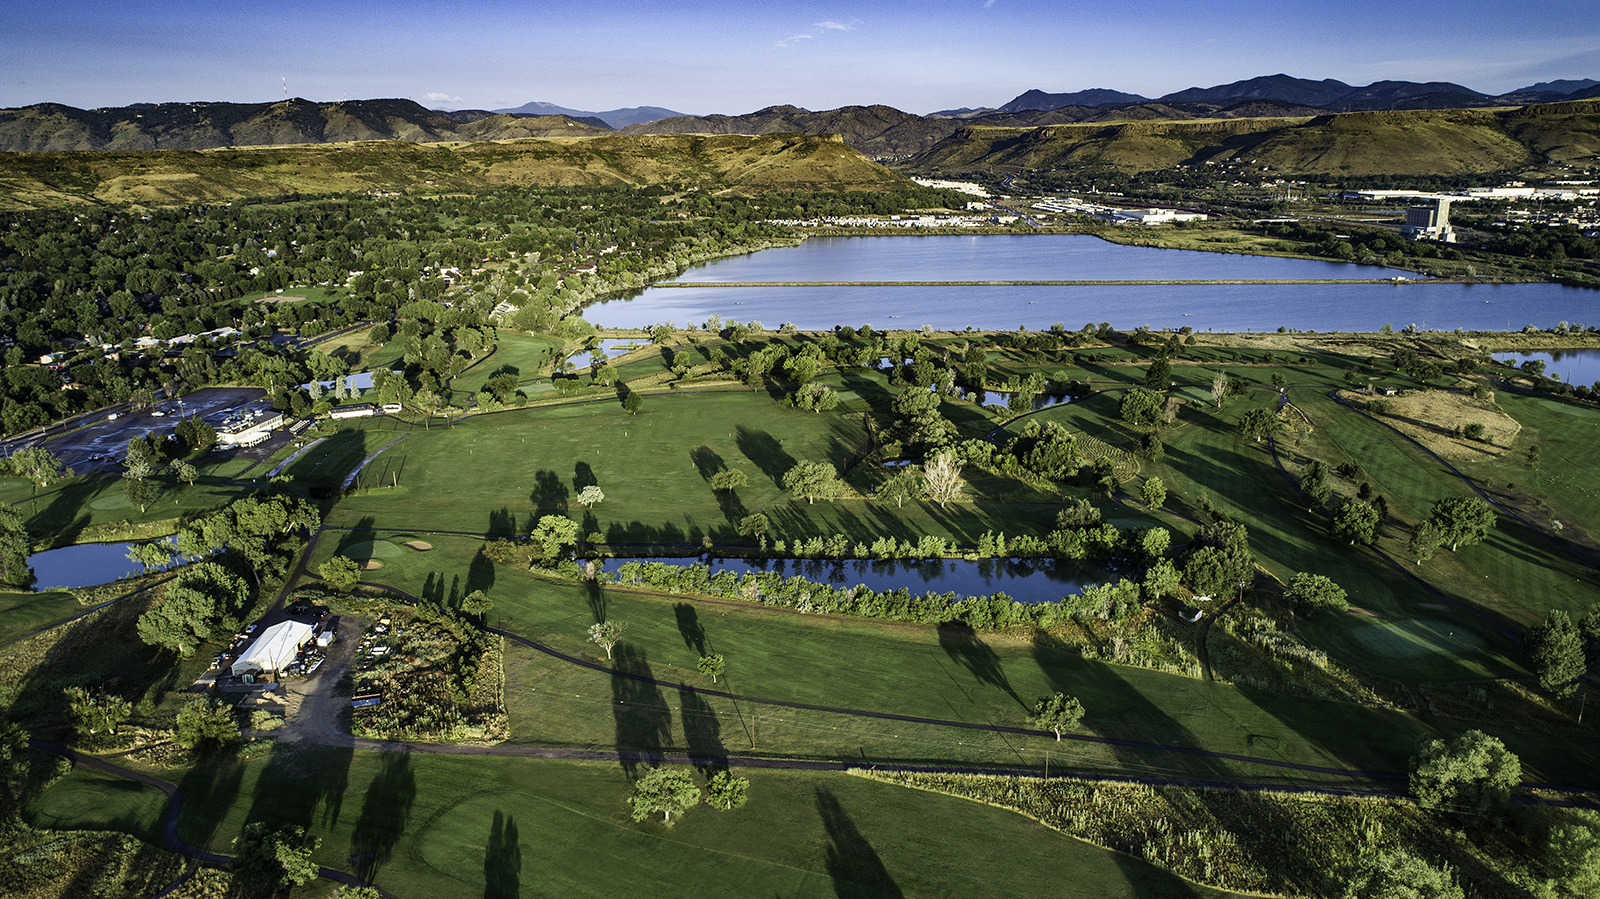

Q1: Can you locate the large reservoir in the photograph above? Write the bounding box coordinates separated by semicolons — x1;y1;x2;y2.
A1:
582;234;1597;333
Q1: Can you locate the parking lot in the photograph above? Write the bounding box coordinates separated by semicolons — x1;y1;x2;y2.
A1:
1;386;273;475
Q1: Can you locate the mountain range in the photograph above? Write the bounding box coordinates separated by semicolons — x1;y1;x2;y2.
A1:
1;74;1595;160
945;74;1600;117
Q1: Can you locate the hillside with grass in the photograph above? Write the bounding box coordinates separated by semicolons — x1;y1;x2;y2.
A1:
909;100;1600;175
0;97;613;152
0;132;908;208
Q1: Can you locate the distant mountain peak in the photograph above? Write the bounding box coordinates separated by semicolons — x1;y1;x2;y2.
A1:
1000;88;1150;112
485;101;687;129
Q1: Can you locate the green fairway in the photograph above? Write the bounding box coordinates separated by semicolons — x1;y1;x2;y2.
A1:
25;765;169;838
0;589;80;644
324;389;1060;544
1348;617;1489;657
162;749;1246;899
448;331;564;398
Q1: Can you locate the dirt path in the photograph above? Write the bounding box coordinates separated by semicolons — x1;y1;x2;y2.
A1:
278;614;364;747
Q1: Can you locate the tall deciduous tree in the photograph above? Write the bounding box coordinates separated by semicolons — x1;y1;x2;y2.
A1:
576;485;605;510
9;445;72;492
922;450;964;509
1028;692;1085;741
783;461;841;504
1410;729;1521;816
1284;572;1348;615
875;467;923;508
0;502;32;588
1333;498;1382;546
629;767;701;825
1140;477;1166;510
1330;851;1465;899
1428;497;1495;552
588;620;627;660
232;823;321;895
1119;388;1163;427
704;770;749;811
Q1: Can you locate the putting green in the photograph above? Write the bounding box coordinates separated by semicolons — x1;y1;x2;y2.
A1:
1535;399;1600;419
339;539;404;561
89;495;133;511
1350;618;1486;657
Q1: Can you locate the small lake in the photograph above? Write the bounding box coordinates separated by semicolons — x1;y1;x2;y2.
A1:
1491;349;1600;387
600;555;1101;604
573;338;646;369
29;538;179;590
982;391;1073;410
583;234;1598;332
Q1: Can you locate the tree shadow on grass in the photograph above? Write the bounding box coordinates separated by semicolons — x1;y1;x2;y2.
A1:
484;810;521;899
674;603;706;655
816;787;903;899
689;446;726;481
531;469;568;517
610;644;670;778
937;622;1024;709
348;748;417;882
735;426;796;488
678;682;726;773
242;742;353;832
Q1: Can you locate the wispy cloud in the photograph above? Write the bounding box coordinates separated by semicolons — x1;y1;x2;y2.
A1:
774;19;859;48
424;91;464;103
983;0;997;8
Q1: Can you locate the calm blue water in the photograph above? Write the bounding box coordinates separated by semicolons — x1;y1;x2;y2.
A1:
574;338;644;368
28;539;178;590
600;555;1099;604
582;235;1597;332
1492;349;1600;388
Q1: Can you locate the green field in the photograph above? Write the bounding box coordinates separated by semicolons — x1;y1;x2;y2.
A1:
0;589;80;645
138;750;1245;899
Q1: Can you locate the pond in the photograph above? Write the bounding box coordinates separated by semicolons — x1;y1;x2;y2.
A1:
28;538;181;590
582;234;1597;332
1491;349;1600;388
572;338;646;369
599;555;1104;604
981;391;1073;411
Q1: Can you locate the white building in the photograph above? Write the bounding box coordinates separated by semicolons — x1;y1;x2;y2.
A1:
231;621;315;678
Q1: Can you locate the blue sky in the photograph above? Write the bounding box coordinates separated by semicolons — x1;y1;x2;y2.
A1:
3;0;1597;114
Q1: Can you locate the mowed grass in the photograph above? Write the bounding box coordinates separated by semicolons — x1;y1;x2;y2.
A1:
325;390;1057;545
307;533;1600;788
25;765;169;838
1475;391;1600;538
163;749;1246;899
5;474;249;537
0;589;81;645
448;331;563;397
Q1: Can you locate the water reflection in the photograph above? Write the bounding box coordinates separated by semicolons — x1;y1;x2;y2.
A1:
1491;349;1600;388
28;537;183;590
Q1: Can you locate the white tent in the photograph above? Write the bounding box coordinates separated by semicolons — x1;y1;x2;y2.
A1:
231;621;315;677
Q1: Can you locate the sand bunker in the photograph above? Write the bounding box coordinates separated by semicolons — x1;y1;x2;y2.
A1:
404;540;433;551
360;560;384;570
